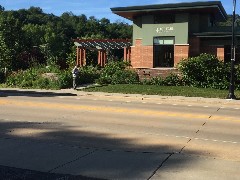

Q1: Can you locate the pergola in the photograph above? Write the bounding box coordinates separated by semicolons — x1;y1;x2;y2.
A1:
73;39;132;67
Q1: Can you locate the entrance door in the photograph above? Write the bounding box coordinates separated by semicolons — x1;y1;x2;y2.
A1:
153;37;174;67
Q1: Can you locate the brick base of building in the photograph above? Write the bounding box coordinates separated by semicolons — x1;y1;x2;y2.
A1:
131;39;189;68
136;68;181;80
130;38;225;71
131;39;153;68
174;44;189;66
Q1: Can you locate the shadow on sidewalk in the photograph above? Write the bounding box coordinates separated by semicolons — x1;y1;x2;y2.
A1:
0;120;202;180
0;89;77;97
0;165;104;180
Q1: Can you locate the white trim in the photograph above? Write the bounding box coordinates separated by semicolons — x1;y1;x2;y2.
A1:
174;44;189;46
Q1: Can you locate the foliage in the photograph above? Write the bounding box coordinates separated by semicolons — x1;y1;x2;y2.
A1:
97;61;139;85
141;73;182;86
5;63;100;89
0;6;132;72
217;14;240;27
0;12;24;71
77;65;100;85
163;73;182;86
178;53;232;90
6;64;64;89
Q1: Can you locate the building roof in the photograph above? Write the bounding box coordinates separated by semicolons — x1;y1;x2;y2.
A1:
73;39;131;50
111;1;227;22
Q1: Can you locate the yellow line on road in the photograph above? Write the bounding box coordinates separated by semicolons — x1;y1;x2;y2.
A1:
0;99;239;122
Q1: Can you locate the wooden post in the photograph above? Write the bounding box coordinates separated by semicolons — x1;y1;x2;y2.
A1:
98;50;101;65
124;47;127;61
103;50;107;66
76;46;79;65
79;48;83;67
83;48;86;66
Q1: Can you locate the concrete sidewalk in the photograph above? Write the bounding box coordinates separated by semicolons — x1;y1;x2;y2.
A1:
1;137;239;180
0;137;168;179
1;87;240;107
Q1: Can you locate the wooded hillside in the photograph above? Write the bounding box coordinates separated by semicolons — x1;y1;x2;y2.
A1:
0;5;132;71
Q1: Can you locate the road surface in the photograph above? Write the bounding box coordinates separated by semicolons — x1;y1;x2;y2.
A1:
0;89;240;179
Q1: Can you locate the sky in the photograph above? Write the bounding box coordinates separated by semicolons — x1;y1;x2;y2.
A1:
0;0;238;24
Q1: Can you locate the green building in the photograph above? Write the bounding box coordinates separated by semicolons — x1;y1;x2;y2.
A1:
111;1;240;69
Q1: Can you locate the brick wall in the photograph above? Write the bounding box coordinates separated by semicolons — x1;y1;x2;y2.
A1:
174;45;189;66
131;39;153;68
189;37;200;57
137;68;181;80
201;46;224;60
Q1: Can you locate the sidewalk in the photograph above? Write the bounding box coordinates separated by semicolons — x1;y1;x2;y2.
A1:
1;87;240;107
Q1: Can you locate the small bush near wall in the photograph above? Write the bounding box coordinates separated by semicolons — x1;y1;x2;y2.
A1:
77;65;100;85
178;53;233;90
141;73;182;86
97;61;139;85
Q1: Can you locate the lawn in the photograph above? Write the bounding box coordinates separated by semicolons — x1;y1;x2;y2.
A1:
83;84;240;99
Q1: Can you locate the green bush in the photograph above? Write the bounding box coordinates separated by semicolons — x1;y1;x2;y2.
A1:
140;73;182;86
97;61;139;85
58;70;72;89
77;65;100;85
178;53;231;89
6;65;63;89
5;64;101;89
141;76;164;86
163;73;182;86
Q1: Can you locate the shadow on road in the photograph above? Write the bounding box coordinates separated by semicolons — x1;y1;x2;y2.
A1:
0;89;77;97
0;120;202;180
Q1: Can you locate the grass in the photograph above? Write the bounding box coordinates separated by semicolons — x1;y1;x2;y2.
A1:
83;84;240;99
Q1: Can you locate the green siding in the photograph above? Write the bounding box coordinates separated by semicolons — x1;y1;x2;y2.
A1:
142;23;188;45
133;17;142;45
133;14;189;46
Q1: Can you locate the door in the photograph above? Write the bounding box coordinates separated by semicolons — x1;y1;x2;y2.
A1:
154;37;174;67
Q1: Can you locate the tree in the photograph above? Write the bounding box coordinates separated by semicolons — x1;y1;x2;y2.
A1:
0;5;4;12
0;11;24;70
217;14;240;27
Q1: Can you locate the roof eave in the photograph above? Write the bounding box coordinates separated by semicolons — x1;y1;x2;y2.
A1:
111;1;227;22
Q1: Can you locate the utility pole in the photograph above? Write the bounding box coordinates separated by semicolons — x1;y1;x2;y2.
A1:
227;0;237;99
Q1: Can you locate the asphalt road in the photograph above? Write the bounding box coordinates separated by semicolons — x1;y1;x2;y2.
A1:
0;89;240;179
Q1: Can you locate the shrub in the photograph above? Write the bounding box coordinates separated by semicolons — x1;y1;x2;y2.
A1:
140;74;182;86
58;70;72;89
5;64;101;89
77;65;100;85
178;53;230;89
0;70;6;83
6;65;63;89
97;61;139;85
141;76;164;86
163;73;182;86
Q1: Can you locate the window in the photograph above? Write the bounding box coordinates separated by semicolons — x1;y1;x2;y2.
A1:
154;37;175;45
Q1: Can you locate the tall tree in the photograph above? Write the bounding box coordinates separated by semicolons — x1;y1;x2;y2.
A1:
0;11;24;70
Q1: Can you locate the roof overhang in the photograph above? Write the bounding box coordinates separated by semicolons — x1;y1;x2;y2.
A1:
193;32;240;38
111;1;227;22
73;39;131;50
